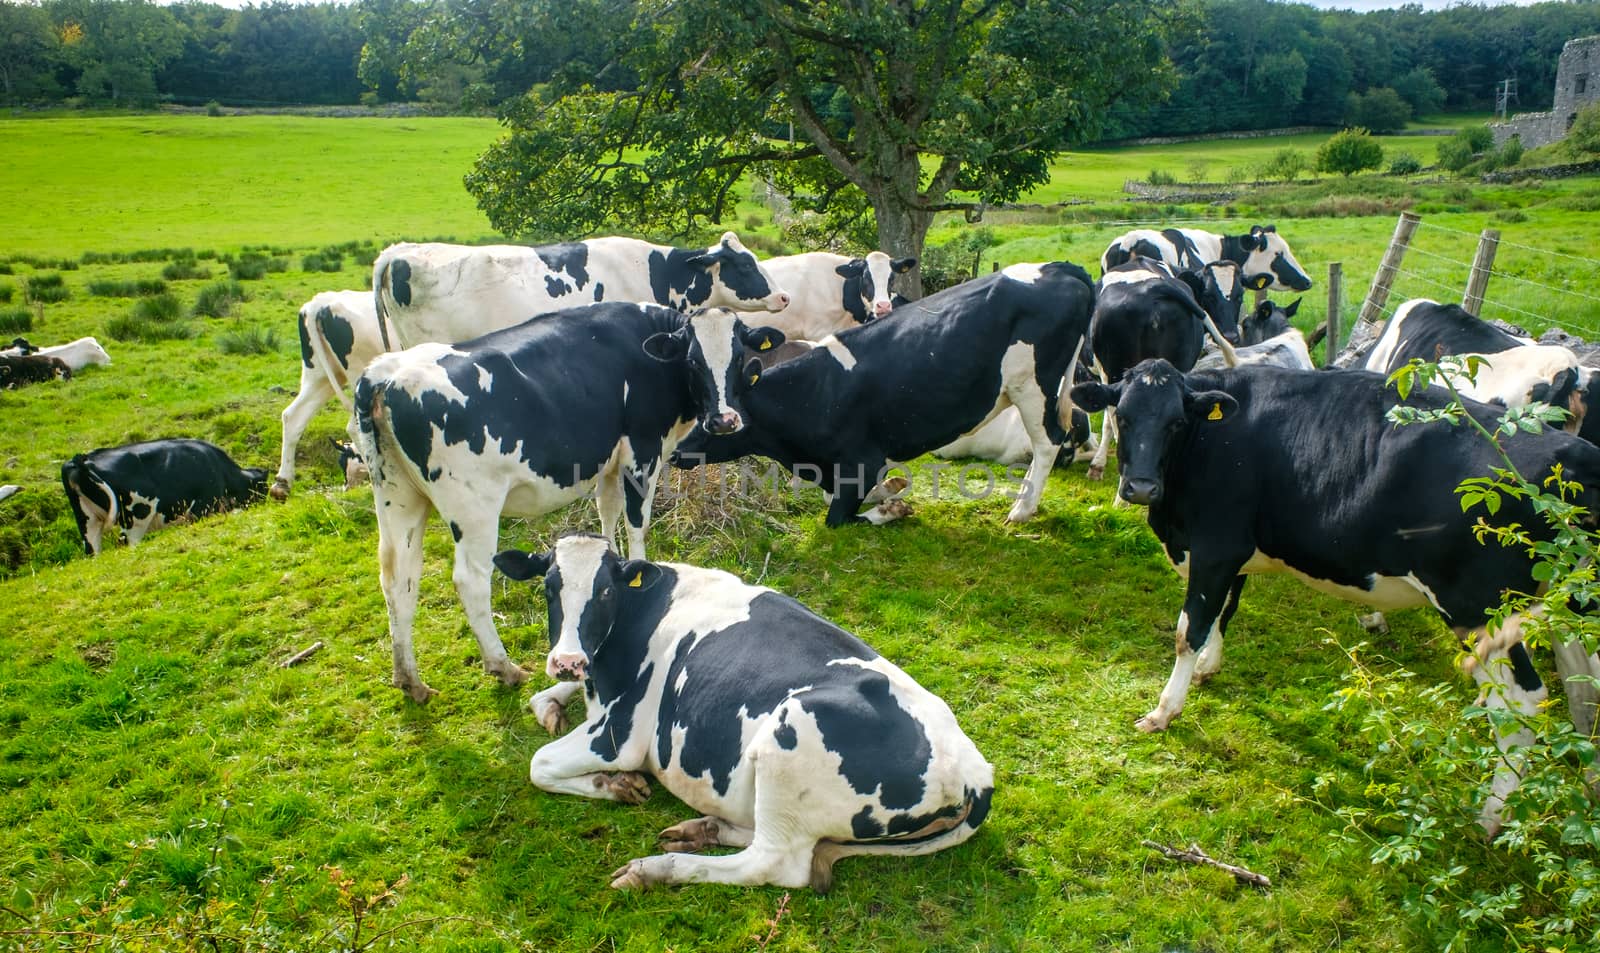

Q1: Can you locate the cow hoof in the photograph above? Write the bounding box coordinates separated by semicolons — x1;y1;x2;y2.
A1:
492;664;529;687
268;479;290;502
881;476;909;497
609;859;654;891
1086;465;1105;481
1135;712;1170;733
400;681;439;705
1005;503;1037;524
596;771;651;804
532;696;569;735
658;817;719;853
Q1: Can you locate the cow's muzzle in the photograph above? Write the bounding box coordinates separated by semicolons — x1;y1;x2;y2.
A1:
1120;478;1161;506
547;653;588;681
704;411;743;435
766;292;791;312
872;299;894;317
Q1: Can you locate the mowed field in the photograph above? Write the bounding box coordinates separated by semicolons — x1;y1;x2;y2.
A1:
4;114;1600;951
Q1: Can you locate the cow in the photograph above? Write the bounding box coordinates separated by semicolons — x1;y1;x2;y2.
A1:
0;336;111;372
1361;299;1599;446
492;533;995;891
60;439;269;556
1069;358;1600;831
1100;224;1313;292
0;485;18;504
330;438;369;489
352;302;781;704
757;251;916;340
372;231;789;351
0;353;71;388
1084;258;1242;480
1192;329;1314;373
270;290;387;500
672;262;1096;527
1240;297;1300;346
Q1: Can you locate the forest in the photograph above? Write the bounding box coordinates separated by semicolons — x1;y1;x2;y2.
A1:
3;0;1600;137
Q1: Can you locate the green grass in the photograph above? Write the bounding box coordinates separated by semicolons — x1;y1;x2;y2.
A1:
1;113;1598;951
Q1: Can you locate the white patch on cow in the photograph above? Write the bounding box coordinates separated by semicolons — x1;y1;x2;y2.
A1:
548;536;613;676
863;251;897;316
1099;266;1166;287
816;334;858;371
1001;262;1045;284
0;336;113;371
1209;262;1239;299
1448;345;1579;409
1362;298;1437;375
622;381;630;404
122;489;169;547
1196;329;1313;373
477;365;493;392
367;344;474;408
686;308;740;419
1239;549;1437;611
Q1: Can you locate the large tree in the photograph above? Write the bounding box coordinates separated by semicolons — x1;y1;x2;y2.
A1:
465;0;1186;293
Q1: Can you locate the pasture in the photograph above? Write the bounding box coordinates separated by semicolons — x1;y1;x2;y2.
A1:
3;114;1600;951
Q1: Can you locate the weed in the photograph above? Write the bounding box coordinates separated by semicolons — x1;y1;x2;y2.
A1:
1147;168;1176;186
0;262;12;275
193;280;247;318
0;307;31;334
216;323;281;355
300;252;343;273
0;283;12;304
25;273;69;304
161;259;211;281
132;293;183;323
105;314;195;343
87;278;168;297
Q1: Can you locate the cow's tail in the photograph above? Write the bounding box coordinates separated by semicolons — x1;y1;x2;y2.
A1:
59;455;112;555
808;784;994;894
372;249;406;353
1169;285;1239;368
1055;332;1087;438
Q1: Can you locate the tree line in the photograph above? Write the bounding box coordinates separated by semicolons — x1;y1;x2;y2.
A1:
1;0;1598;129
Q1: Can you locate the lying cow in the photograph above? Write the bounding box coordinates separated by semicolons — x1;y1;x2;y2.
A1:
0;353;71;388
0;336;111;372
373;231;789;350
271;290;386;499
493;534;994;891
61;438;268;555
354;303;779;703
1192;329;1314;373
1101;224;1312;292
758;251;915;340
1070;359;1600;831
0;485;19;504
673;262;1096;527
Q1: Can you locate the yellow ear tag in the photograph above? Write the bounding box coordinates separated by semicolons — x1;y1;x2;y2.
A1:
628;571;643;588
1207;402;1224;421
749;373;760;385
759;338;772;350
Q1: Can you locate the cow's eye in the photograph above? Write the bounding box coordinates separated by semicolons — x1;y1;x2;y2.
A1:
601;586;614;599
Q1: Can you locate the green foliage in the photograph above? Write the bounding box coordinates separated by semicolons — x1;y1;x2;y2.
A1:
1317;128;1384;177
161;258;211;281
0;283;12;303
131;291;182;322
1437;135;1476;173
1262;147;1309;183
87;277;167;297
227;253;286;281
1147;168;1176;186
1345;87;1412;134
107;292;193;343
920;227;999;293
193;279;247;318
1568;102;1600;156
25;272;68;303
0;306;32;334
58;0;185;106
1392;67;1446;117
215;323;280;356
299;252;343;273
205;98;223;116
1388;152;1422;176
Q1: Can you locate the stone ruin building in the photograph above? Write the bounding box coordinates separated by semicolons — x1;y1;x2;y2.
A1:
1492;34;1600;149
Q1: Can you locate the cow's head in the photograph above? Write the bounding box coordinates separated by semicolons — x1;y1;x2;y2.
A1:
1242;297;1300;346
642;307;785;435
1235;225;1312;293
1177;261;1244;345
329;437;370;489
688;231;790;313
242;467;270;500
1071;358;1235;506
836;251;917;322
493;534;662;682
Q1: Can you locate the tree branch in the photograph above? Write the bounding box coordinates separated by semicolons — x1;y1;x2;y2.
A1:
1142;841;1272;888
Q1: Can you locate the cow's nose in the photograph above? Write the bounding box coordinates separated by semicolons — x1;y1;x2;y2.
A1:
704;411;743;435
1121;478;1160;505
547;653;588;681
1223;330;1241;345
873;299;893;317
769;293;790;311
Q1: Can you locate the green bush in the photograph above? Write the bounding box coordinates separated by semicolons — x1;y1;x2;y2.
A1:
921;227;998;293
87;278;167;297
161;259;211;281
25;274;69;303
1436;135;1475;172
300;253;343;273
131;292;183;323
0;284;12;304
1499;135;1524;168
205;100;223;117
105;315;195;343
1146;168;1176;186
227;253;288;281
0;262;12;275
216;324;281;356
1387;152;1422;175
193;280;247;318
1569;102;1600;155
1262;147;1308;182
1316;128;1384;177
1460;123;1495;153
0;307;32;334
1344;87;1412;134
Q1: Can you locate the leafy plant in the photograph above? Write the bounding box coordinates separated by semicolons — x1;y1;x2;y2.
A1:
1262;147;1308;182
216;323;280;355
87;278;167;297
1146;168;1176;186
1316;128;1384;177
162;258;211;281
0;307;31;334
193;279;247;318
25;273;69;303
1388;152;1422;176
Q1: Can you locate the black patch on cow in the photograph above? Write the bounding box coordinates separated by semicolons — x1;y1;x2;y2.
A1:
1270;252;1311;291
585;566;677;761
593;282;604;302
129;501;151;520
648;248;714;308
316;307;356;370
389;258;412;307
851;805;884;839
773;709;798;749
802;670;931;809
536;242;590;291
449;521;462;542
297;310;315;369
1508;642;1543;693
1369;302;1525;374
1160;229;1202;268
545;275;573;297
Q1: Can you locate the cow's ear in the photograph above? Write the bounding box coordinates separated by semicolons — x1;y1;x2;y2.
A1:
1285;297;1301;317
1185;390;1237;423
1253;299;1273;321
891;257;917;273
616;559;662;592
741;326;783;353
642;328;690;362
684;251;720;271
494;549;552;582
1248;273;1271;291
1175;270;1205;299
834;259;866;279
742;356;764;388
1070;381;1119;413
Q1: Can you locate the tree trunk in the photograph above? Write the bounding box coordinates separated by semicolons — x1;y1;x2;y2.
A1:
872;196;933;300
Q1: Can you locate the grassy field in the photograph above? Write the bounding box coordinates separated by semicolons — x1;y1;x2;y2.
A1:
3;113;1600;951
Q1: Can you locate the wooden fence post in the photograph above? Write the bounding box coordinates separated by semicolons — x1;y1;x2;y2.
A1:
1357;210;1421;329
1461;228;1501;317
1324;262;1342;368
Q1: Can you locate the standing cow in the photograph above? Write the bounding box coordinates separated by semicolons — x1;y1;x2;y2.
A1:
372;232;789;350
354;302;781;703
758;251;916;339
1101;225;1312;292
493;534;994;891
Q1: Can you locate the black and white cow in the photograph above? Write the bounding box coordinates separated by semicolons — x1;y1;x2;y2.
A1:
372;231;790;351
1362;299;1598;445
0;336;111;372
673;262;1096;527
1241;297;1300;346
271;290;387;500
1101;224;1313;292
492;533;994;891
1084;258;1242;480
61;439;269;555
1191;299;1314;373
758;251;916;340
0;353;71;388
1070;359;1600;830
353;302;781;703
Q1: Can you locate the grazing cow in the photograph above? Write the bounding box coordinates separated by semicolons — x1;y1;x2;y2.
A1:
1101;224;1313;292
372;232;789;350
1070;359;1600;830
61;439;268;555
0;353;71;388
1361;299;1598;445
0;336;111;372
757;251;916;340
493;534;994;891
353;303;781;703
271;290;387;500
1084;258;1242;480
672;262;1096;527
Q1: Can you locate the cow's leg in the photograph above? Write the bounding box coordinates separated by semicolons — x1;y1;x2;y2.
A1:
1193;576;1247;683
1139;557;1246;732
272;369;336;500
529;730;651;803
1551;635;1600;739
529;681;583;734
1466;614;1548;834
612;785;814;890
594;465;625;550
449;508;527;688
1005;376;1061;523
620;456;662;560
374;482;436;703
1087;410;1116;481
658;815;756;853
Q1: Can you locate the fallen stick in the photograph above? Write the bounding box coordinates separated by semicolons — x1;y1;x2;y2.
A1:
279;641;325;668
1141;840;1271;888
